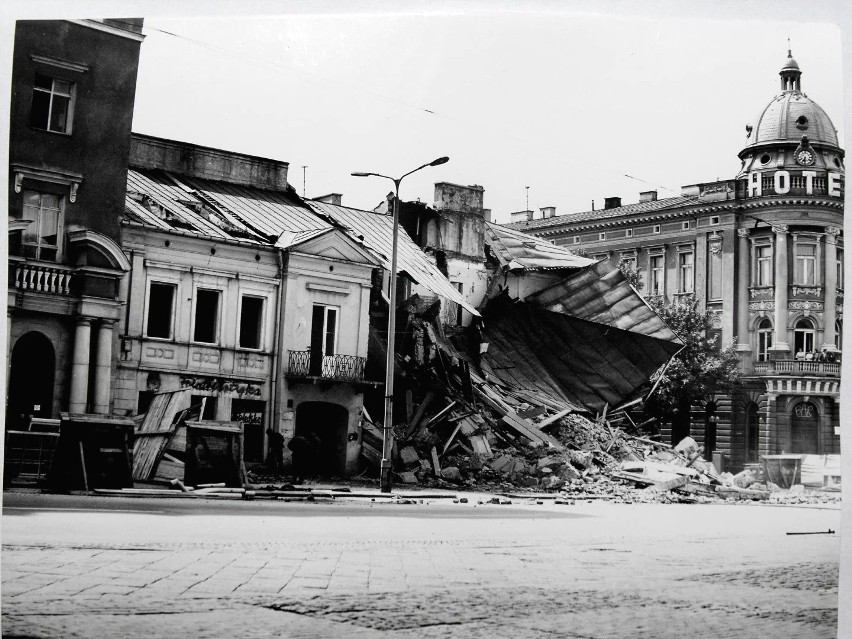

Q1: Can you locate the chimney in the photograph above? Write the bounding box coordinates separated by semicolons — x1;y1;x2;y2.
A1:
604;197;622;210
314;193;343;206
540;206;556;219
483;208;492;223
639;190;658;203
510;210;529;223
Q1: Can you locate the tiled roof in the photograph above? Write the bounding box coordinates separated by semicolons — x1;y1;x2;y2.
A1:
504;195;699;232
485;222;595;271
308;200;478;316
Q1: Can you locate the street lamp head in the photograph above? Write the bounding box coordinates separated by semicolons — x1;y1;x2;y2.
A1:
429;156;450;167
351;172;373;177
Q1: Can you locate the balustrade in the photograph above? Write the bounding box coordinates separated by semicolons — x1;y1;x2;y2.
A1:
287;350;367;382
9;259;73;295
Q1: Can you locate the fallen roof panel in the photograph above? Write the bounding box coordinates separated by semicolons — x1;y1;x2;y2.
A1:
486;222;595;271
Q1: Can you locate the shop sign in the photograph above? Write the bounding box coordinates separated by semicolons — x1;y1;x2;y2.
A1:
179;375;262;397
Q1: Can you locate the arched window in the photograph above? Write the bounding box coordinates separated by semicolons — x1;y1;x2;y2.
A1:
757;318;773;362
836;320;843;352
793;318;816;355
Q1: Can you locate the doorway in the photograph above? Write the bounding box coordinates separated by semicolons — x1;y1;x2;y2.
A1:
7;331;55;429
294;401;349;477
790;402;819;454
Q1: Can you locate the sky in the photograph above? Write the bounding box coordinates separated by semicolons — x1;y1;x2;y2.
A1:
0;1;848;224
119;4;846;223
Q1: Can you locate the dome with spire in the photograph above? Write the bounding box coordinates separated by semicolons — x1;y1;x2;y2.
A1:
743;50;839;150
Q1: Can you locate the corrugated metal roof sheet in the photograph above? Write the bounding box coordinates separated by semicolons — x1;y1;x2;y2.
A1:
505;195;699;231
308;200;478;316
527;261;682;343
486;222;595;271
481;300;682;414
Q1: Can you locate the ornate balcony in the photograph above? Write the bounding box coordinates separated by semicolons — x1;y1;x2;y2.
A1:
753;360;840;377
286;350;367;382
8;258;73;295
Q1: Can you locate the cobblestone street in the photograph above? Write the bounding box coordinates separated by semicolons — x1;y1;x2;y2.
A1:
2;492;843;638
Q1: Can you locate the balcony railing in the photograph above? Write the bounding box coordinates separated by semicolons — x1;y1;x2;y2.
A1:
287;350;367;382
9;258;73;295
753;360;841;377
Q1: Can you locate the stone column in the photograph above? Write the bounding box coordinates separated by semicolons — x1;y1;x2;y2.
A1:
769;225;790;358
92;320;115;414
69;316;93;413
735;229;751;350
822;227;840;350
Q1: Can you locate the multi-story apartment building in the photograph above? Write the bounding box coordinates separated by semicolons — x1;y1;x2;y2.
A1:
7;19;144;428
506;51;843;471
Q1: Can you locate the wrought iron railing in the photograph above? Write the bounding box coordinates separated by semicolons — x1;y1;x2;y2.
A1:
287;350;367;382
753;360;840;376
9;258;73;295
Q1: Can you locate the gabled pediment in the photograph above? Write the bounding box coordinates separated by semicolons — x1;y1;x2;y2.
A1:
292;229;380;266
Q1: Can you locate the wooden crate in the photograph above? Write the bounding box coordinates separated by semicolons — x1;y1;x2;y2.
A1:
184;421;246;488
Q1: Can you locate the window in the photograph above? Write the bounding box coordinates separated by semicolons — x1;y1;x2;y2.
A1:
442;282;464;326
311;305;338;356
710;216;720;225
793;318;815;355
757;318;773;362
653;225;661;234
193;289;221;343
649;254;664;296
682;221;690;230
837;249;843;290
795;243;817;285
573;236;580;244
625;229;633;238
756;245;772;286
836;321;842;351
708;243;723;300
146;282;176;339
21;190;61;261
678;251;694;293
239;296;264;349
30;74;74;133
599;232;606;241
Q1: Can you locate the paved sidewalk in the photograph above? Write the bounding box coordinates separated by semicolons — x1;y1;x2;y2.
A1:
2;495;843;638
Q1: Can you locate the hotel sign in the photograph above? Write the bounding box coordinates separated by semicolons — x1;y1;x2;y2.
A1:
747;171;842;197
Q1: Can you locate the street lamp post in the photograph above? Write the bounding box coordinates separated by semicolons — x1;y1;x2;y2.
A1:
352;156;449;493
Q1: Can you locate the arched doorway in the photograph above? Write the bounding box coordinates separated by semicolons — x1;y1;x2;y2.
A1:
8;331;56;429
790;401;819;454
294;402;349;477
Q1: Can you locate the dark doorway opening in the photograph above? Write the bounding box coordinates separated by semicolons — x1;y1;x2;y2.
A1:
745;403;760;463
7;331;55;430
790;402;819;454
294;401;348;477
703;402;717;461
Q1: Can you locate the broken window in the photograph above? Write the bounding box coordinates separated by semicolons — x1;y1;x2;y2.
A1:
239;295;264;349
30;74;74;133
191;395;217;420
232;399;265;463
193;288;221;343
146;282;176;339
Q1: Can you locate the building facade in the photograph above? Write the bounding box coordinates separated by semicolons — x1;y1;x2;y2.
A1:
7;19;144;428
506;52;843;471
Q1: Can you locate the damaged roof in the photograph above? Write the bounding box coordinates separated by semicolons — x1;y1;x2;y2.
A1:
124;167;476;315
486;222;595;271
527;260;682;343
308;200;478;316
481;299;682;414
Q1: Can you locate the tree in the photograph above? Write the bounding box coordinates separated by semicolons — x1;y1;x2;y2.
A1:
617;258;642;291
644;297;740;433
